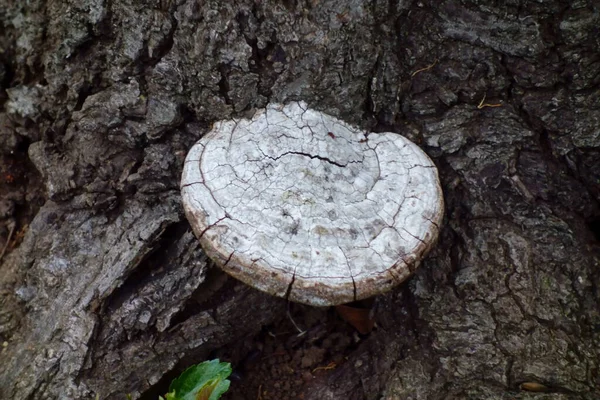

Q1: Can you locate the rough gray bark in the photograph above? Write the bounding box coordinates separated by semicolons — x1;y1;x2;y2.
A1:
0;0;598;399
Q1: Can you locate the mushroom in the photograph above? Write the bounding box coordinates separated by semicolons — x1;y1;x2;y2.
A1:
181;102;443;307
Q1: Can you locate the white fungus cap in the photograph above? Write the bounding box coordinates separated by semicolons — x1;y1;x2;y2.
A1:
181;102;443;306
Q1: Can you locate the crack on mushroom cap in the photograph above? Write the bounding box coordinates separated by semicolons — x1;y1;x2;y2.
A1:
181;101;444;306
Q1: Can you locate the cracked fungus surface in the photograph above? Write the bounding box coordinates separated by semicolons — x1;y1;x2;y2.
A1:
181;102;443;306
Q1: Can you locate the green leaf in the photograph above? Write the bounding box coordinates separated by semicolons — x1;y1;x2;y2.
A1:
165;359;232;400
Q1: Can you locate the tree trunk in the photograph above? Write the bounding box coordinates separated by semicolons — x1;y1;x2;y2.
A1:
1;0;598;399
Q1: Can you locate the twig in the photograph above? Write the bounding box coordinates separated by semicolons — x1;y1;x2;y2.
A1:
0;221;16;263
477;93;503;109
312;361;337;373
257;384;263;400
287;301;306;336
411;59;438;77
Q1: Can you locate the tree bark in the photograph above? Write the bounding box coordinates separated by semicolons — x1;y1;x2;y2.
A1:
1;0;599;399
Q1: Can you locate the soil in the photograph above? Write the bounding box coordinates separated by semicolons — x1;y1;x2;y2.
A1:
216;303;365;400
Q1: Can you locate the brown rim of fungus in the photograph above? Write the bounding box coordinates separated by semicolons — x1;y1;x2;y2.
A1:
181;101;444;306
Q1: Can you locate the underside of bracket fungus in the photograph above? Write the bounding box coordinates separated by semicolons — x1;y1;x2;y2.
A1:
181;102;443;306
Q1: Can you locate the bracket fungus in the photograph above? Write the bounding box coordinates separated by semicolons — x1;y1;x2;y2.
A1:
181;102;443;306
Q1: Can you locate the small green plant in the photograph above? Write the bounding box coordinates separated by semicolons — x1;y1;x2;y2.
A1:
160;359;232;400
